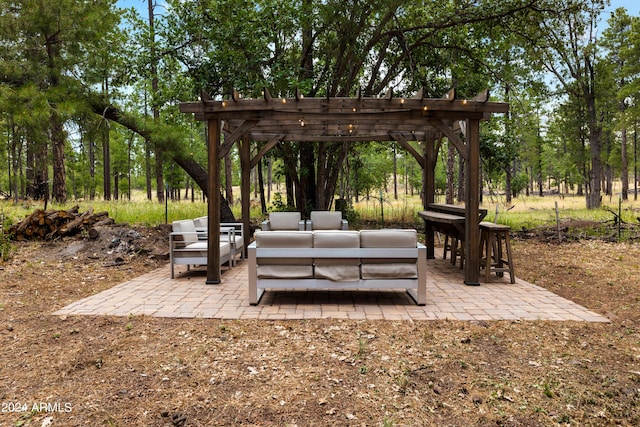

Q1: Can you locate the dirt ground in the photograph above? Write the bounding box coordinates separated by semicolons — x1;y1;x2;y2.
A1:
1;224;639;426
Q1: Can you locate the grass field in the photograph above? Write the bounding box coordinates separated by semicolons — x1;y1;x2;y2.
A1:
2;190;640;235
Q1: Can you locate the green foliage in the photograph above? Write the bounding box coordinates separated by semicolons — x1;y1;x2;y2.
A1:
510;173;529;196
0;231;13;262
1;0;639;213
269;193;295;212
348;144;395;199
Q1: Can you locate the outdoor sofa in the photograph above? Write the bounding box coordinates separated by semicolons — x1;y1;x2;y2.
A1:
247;228;426;305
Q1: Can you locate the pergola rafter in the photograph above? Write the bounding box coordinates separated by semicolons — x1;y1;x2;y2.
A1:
179;88;509;286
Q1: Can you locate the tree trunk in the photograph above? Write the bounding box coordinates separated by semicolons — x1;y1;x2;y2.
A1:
154;146;164;203
89;131;95;200
621;127;628;200
446;142;455;204
634;123;637;201
26;137;49;201
258;157;267;214
536;132;543;197
9;125;20;202
149;0;164;204
393;143;398;200
50;112;66;204
585;75;602;209
102;119;111;201
45;29;66;204
267;156;272;203
280;143;300;209
145;138;152;200
456;155;465;202
299;142;316;215
505;164;512;203
114;172;119;201
224;151;233;204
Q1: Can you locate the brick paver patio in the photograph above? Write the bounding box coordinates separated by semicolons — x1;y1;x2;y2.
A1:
54;249;608;322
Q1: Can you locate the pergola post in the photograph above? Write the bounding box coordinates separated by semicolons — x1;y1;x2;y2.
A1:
464;119;481;286
206;119;221;284
424;135;436;259
240;134;251;256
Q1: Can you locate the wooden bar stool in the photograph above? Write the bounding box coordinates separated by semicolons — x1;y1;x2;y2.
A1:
451;237;464;269
480;222;515;283
440;234;464;268
442;233;453;260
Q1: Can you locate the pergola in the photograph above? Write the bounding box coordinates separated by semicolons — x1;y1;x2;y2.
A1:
179;88;509;286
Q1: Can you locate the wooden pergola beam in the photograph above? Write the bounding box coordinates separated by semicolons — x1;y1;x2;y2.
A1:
251;135;284;169
180;97;508;116
428;119;468;160
219;120;259;159
390;132;425;169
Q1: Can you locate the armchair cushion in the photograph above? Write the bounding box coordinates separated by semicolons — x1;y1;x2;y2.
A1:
193;216;207;229
309;211;346;230
263;212;304;231
171;220;199;245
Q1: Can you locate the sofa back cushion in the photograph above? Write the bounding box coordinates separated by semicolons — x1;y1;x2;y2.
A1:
313;230;360;281
359;229;418;279
255;230;313;279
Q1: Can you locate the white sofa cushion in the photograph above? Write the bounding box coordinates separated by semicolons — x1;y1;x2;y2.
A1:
268;212;302;230
309;211;343;230
173;241;230;258
360;263;417;279
255;231;313;278
172;220;199;247
193;216;207;229
256;265;314;279
313;230;360;281
360;229;418;279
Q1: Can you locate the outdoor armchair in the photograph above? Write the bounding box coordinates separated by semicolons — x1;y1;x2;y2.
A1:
192;216;245;264
261;212;305;231
306;211;348;230
169;219;232;278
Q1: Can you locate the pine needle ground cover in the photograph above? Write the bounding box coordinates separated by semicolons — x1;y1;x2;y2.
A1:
1;197;639;426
